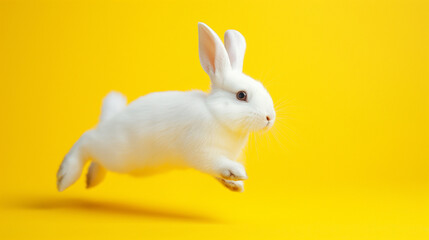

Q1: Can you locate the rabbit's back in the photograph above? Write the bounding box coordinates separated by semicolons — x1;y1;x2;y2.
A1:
85;90;213;173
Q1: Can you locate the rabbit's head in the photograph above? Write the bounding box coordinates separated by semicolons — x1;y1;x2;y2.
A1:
199;23;275;133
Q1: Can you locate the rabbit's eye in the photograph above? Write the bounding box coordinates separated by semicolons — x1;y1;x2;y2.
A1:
236;91;247;101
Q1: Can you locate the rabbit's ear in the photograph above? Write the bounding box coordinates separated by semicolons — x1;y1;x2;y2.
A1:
224;30;246;72
198;23;231;83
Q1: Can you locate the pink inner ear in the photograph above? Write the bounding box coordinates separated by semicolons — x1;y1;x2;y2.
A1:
199;23;231;77
202;33;216;73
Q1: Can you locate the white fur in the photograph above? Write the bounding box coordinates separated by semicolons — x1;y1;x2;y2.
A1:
57;23;275;192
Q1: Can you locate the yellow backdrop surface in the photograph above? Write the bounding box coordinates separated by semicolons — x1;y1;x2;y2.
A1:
0;0;428;239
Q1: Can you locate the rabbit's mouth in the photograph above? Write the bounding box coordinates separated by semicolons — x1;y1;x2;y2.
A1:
262;121;274;131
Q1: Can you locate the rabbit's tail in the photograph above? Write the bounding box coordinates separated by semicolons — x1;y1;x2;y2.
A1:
100;91;127;121
85;91;127;189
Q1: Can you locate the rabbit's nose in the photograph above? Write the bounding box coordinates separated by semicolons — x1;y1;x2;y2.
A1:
266;116;271;121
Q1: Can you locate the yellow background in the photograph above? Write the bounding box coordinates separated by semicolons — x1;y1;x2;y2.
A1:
1;0;428;239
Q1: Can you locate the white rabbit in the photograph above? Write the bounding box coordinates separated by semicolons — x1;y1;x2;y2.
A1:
57;23;275;192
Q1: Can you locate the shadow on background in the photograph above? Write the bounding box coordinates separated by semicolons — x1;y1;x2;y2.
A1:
12;196;218;223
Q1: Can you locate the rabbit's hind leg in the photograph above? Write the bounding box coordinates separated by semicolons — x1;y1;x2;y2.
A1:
86;162;106;189
57;132;92;192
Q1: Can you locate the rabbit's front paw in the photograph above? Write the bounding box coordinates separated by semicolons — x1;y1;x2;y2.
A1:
217;178;244;192
220;162;248;181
